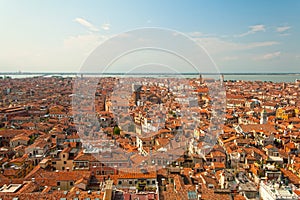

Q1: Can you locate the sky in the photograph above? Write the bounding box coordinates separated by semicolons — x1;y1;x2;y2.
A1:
0;0;299;73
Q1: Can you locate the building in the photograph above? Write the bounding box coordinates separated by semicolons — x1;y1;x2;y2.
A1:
259;181;298;200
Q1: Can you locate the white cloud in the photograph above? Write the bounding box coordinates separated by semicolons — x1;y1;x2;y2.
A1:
188;32;205;37
194;37;279;54
279;33;291;36
74;18;99;32
254;51;281;60
250;24;266;32
188;32;216;38
276;26;291;33
236;24;266;37
101;23;111;31
195;37;239;54
246;41;279;49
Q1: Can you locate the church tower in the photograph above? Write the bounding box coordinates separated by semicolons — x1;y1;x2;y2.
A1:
260;108;268;124
199;74;203;85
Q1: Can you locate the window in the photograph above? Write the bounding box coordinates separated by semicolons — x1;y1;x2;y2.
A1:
129;181;132;185
63;154;65;158
64;161;67;164
57;181;60;186
52;161;56;165
70;181;74;186
147;180;150;185
152;180;155;185
62;167;65;170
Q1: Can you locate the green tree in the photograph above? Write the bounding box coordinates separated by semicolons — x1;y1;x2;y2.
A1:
113;126;121;135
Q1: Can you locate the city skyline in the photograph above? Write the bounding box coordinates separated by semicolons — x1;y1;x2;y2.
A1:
0;0;299;73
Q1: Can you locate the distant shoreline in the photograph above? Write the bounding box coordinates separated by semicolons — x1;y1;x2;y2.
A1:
0;72;300;76
1;72;300;83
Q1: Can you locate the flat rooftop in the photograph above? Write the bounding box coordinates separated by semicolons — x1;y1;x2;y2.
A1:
0;184;23;193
